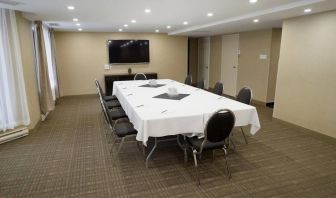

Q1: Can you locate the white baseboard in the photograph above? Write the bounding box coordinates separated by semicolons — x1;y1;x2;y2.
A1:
0;128;29;144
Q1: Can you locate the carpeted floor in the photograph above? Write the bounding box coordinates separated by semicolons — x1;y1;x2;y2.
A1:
0;95;335;198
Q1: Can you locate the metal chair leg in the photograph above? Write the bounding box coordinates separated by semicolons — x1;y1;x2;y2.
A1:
240;127;248;144
192;149;200;185
115;137;126;156
222;148;231;179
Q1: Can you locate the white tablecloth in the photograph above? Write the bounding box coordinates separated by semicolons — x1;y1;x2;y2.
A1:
112;79;260;146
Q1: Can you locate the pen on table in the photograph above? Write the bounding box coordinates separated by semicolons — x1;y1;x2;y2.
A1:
161;109;167;113
127;93;133;96
217;96;224;100
136;104;144;107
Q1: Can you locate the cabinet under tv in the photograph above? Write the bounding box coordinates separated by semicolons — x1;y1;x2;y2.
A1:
104;73;158;95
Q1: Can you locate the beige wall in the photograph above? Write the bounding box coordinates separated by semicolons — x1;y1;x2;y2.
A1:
274;11;336;138
267;28;282;102
237;29;272;102
209;36;222;88
188;38;198;81
54;32;188;96
16;12;41;129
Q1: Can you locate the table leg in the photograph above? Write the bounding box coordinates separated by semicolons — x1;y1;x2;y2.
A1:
146;137;158;168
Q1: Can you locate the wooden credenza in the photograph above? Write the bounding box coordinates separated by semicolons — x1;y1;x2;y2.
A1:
104;73;158;95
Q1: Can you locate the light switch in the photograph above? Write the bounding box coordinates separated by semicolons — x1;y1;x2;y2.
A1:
259;54;267;60
104;64;110;70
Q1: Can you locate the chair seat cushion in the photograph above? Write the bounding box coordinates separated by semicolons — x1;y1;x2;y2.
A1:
114;122;137;137
187;137;225;151
106;100;121;109
109;109;127;120
103;95;117;101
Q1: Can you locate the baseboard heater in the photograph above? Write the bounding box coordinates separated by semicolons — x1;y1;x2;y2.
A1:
0;127;29;145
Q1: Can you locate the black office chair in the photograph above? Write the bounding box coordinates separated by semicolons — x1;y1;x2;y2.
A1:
95;80;121;109
101;100;137;157
197;80;204;89
134;73;147;80
186;109;235;185
184;75;192;85
95;79;118;101
235;87;252;144
213;82;223;96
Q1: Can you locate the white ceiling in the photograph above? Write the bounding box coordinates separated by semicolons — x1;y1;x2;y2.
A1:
1;0;336;36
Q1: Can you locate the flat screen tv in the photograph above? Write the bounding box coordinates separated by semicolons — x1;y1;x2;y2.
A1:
107;40;150;64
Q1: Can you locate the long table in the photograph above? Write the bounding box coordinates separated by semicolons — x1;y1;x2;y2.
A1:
112;79;260;166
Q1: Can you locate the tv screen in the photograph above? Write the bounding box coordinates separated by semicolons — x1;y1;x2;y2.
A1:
108;40;150;64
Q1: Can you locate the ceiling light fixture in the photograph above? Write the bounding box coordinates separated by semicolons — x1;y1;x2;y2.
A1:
145;9;151;13
76;23;81;26
131;20;136;23
166;25;171;29
207;13;213;17
67;6;75;10
183;21;188;25
155;29;159;33
78;28;82;31
118;28;123;32
253;19;259;23
73;18;78;22
249;0;258;3
124;24;128;27
304;8;312;13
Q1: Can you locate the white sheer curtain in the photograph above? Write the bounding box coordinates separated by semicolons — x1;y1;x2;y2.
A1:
42;24;57;100
0;9;30;132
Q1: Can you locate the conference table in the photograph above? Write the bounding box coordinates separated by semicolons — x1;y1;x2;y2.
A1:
112;79;260;167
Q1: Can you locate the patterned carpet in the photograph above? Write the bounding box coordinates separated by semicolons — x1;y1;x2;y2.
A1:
0;95;335;198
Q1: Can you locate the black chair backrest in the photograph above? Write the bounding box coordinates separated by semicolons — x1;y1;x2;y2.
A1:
236;87;252;105
213;82;223;96
184;75;192;85
101;100;113;128
95;79;104;98
205;109;235;143
134;73;147;80
197;80;204;89
98;96;111;127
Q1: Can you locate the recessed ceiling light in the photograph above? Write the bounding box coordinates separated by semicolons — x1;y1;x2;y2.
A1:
249;0;258;3
145;9;151;13
155;29;159;33
124;24;128;27
183;21;188;25
67;6;75;10
73;18;78;22
253;19;259;23
76;23;81;26
118;28;123;32
304;8;312;13
207;13;213;17
131;20;136;23
78;28;82;31
166;25;171;29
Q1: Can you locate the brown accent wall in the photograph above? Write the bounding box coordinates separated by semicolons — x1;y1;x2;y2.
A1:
54;32;188;96
188;38;198;81
237;29;272;102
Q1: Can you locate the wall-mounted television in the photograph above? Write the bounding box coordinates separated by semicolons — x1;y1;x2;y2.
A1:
107;40;150;64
